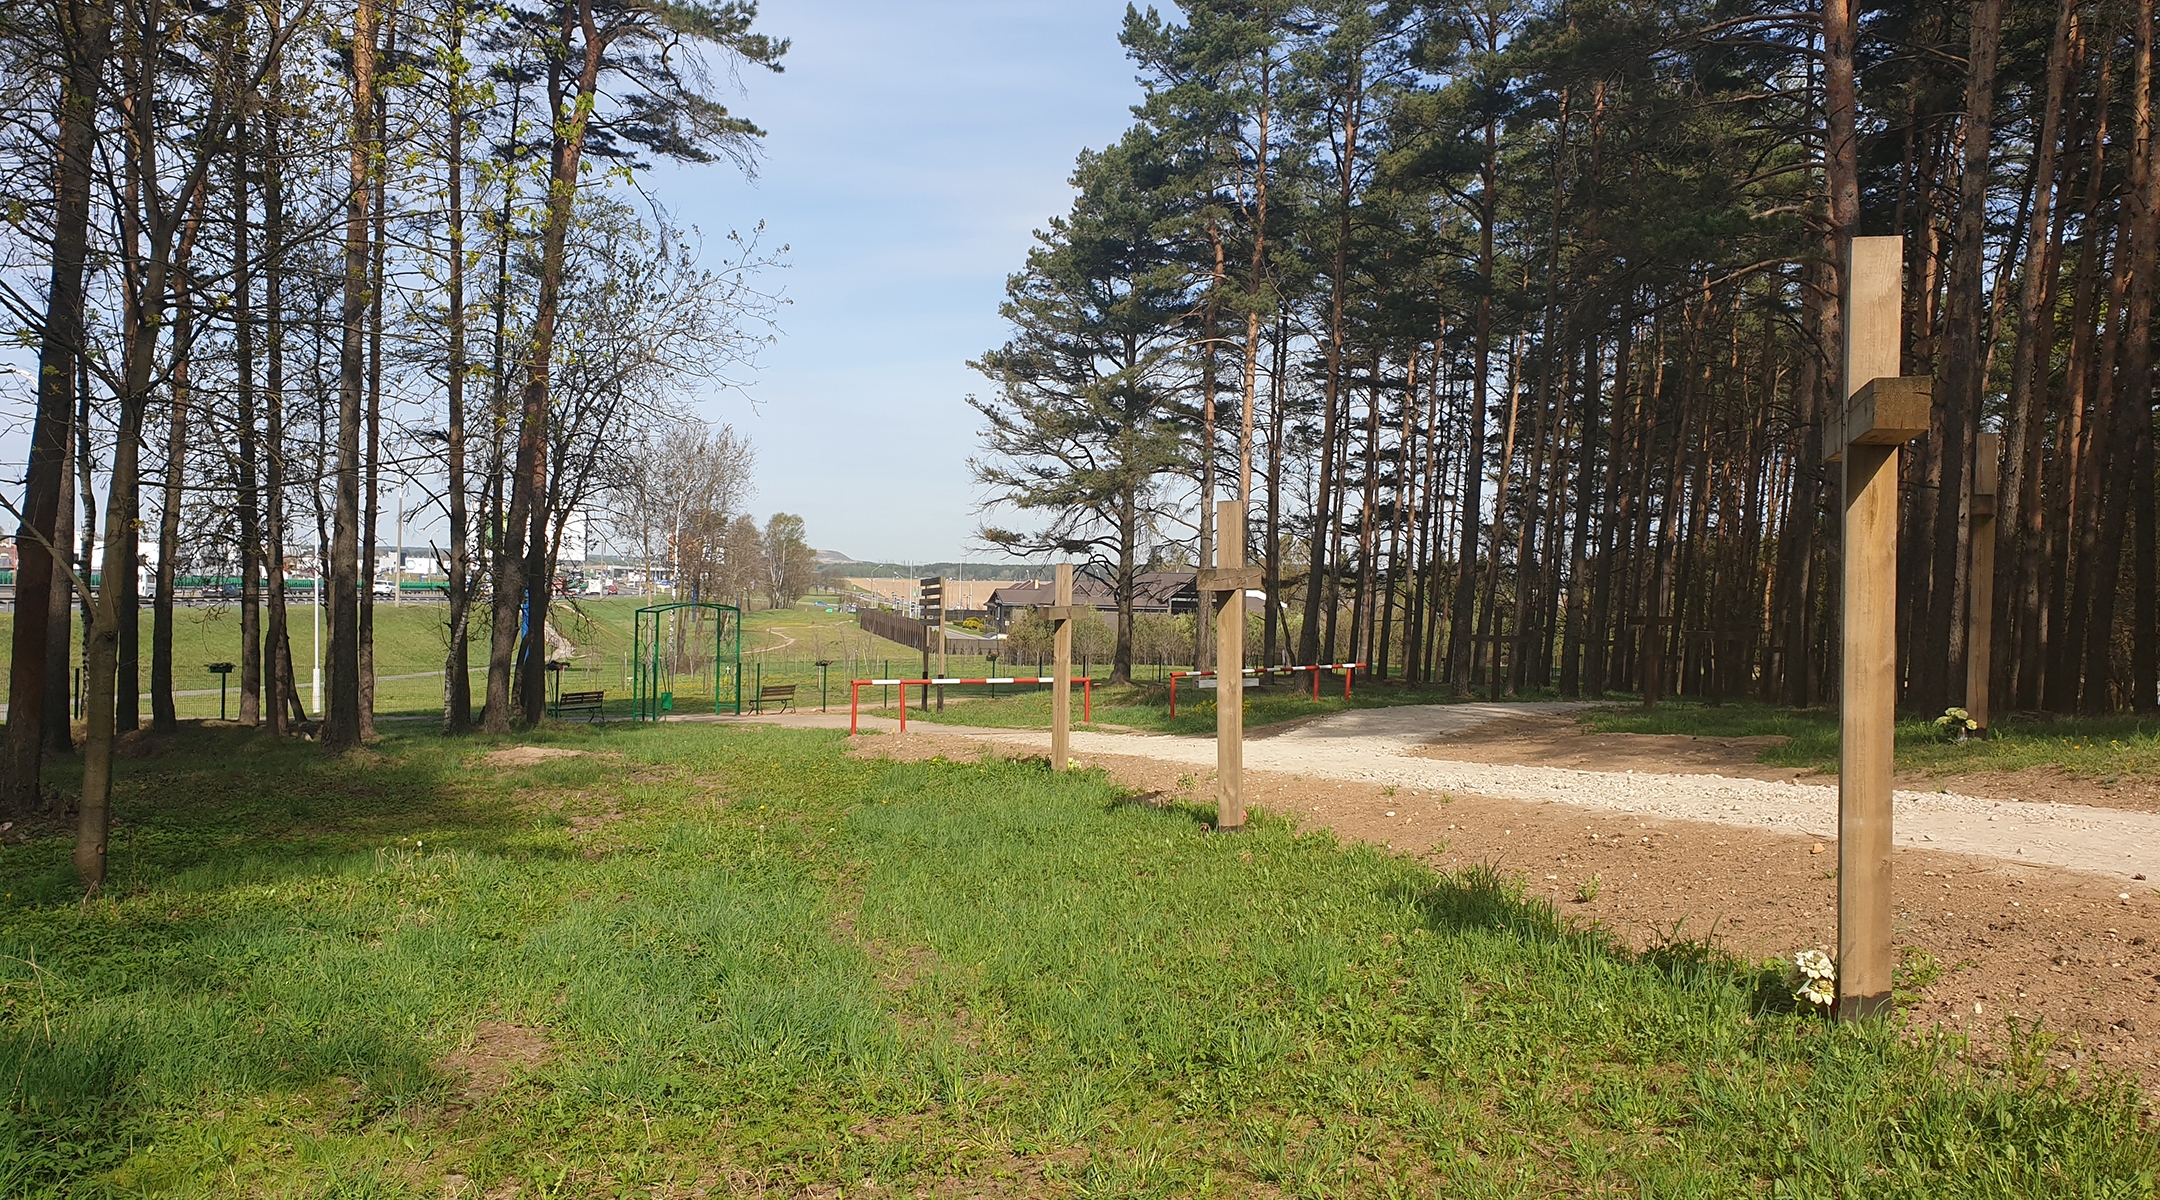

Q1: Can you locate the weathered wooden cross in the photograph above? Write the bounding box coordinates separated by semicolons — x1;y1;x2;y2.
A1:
1966;432;2000;734
1198;499;1262;830
1819;236;1930;1020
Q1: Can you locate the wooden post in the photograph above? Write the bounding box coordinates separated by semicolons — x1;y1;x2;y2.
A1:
1199;500;1262;831
1966;432;2000;733
1050;564;1073;770
918;575;937;685
936;576;948;712
1822;236;1929;1021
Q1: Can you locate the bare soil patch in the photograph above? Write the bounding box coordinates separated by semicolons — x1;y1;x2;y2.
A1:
441;1020;552;1101
1913;765;2160;813
860;729;2160;1092
481;746;588;769
1414;713;1809;781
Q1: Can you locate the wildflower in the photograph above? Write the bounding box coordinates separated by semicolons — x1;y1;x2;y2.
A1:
1797;976;1837;1009
1791;949;1837;1011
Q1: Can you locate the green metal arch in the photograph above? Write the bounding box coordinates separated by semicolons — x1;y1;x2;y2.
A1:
632;603;742;721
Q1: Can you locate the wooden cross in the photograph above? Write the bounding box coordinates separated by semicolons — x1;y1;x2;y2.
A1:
1825;236;1931;1021
1197;499;1261;830
1039;563;1077;771
1966;432;2000;733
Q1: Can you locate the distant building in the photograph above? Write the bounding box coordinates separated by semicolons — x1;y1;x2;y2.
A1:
985;571;1207;629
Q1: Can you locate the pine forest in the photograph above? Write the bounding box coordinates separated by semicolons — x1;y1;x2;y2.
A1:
971;0;2160;725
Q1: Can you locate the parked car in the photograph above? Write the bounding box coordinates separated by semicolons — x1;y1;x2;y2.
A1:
372;579;396;600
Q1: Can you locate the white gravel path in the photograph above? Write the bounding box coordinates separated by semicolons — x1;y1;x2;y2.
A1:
858;702;2160;884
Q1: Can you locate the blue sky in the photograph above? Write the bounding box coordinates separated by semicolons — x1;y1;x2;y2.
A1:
659;0;1141;564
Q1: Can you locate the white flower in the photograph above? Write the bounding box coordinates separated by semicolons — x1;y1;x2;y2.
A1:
1789;949;1837;1009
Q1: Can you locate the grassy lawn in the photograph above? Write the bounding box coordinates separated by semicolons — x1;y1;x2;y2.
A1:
0;594;929;722
1580;700;2160;780
0;724;2150;1196
904;677;1474;736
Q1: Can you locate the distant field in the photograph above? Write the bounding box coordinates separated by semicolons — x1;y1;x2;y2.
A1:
0;593;921;721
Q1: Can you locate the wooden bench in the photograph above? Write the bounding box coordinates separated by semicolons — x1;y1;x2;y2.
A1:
554;690;606;722
753;684;796;714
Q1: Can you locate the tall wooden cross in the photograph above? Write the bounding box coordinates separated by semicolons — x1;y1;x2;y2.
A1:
1966;432;2001;733
1198;499;1261;830
1820;236;1930;1020
1043;563;1076;770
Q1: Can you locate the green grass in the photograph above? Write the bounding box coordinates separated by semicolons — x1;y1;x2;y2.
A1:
0;723;2150;1196
903;676;1479;736
1579;700;2160;780
0;594;934;722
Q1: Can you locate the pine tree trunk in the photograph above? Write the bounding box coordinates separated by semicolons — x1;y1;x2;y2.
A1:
2007;3;2080;710
5;0;108;809
263;81;296;732
444;33;473;733
150;235;198;734
500;6;608;731
1449;119;1498;696
2046;59;2113;710
1299;65;1360;667
1921;0;2004;715
2099;0;2160;712
326;0;378;750
233;124;264;728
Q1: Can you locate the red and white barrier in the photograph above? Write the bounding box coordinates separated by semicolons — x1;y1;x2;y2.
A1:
848;676;1093;734
1167;662;1366;716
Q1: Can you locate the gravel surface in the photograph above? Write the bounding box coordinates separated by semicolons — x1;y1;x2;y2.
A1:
789;702;2160;883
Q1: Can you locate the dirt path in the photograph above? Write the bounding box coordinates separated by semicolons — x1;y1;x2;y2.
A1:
1425;710;2160;813
745;626;800;655
806;703;2160;884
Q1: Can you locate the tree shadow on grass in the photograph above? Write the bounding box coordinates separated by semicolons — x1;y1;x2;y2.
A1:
1392;861;1797;1017
1104;790;1220;831
3;722;609;907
